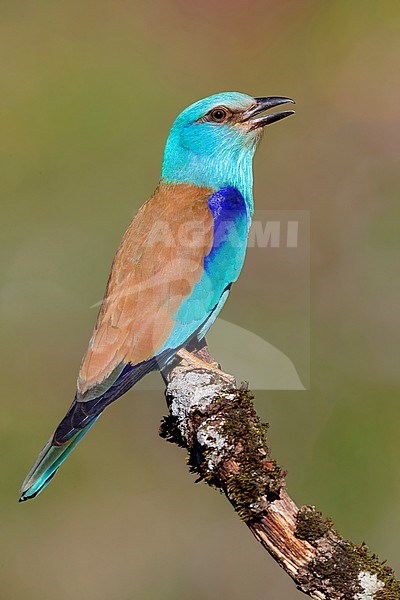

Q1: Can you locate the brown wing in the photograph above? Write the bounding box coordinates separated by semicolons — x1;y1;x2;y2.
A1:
77;182;214;399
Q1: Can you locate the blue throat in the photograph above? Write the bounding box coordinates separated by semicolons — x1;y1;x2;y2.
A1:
161;126;256;217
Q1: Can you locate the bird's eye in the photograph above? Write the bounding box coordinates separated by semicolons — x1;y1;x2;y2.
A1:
209;107;229;123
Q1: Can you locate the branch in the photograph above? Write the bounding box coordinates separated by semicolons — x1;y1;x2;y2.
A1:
159;346;399;600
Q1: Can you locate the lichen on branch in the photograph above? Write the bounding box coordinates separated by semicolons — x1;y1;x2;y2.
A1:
160;347;399;599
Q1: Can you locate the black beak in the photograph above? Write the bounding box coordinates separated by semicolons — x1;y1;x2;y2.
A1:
242;96;295;129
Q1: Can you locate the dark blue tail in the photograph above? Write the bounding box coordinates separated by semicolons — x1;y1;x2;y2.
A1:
20;356;162;502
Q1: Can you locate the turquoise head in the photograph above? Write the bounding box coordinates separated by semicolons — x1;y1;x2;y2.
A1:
161;92;294;211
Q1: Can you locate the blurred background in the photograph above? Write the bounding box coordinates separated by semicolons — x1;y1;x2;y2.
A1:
1;1;400;598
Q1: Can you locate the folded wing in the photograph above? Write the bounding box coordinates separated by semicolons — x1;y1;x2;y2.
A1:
78;182;215;400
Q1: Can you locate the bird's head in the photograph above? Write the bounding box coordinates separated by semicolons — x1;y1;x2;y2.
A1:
161;92;294;205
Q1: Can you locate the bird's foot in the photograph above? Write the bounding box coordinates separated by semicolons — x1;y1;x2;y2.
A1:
176;348;232;380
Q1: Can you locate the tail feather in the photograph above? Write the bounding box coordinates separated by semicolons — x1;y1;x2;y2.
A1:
19;417;98;502
19;355;165;502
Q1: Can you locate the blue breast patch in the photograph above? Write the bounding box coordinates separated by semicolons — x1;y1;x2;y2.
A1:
205;186;248;276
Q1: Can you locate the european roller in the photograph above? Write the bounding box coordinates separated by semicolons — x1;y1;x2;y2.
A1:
20;92;294;501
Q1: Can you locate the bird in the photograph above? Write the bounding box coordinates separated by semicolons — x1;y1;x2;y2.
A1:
19;91;294;502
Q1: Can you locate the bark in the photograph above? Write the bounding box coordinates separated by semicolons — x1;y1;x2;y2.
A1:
159;346;399;600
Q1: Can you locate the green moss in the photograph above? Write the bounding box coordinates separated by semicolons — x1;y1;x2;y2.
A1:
310;541;400;598
311;540;363;597
295;505;335;544
355;544;400;599
165;388;286;522
295;507;400;597
219;389;285;522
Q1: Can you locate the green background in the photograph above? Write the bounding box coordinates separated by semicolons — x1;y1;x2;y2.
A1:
1;1;399;598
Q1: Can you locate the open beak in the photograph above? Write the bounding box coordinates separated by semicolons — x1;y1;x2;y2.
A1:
242;96;295;129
